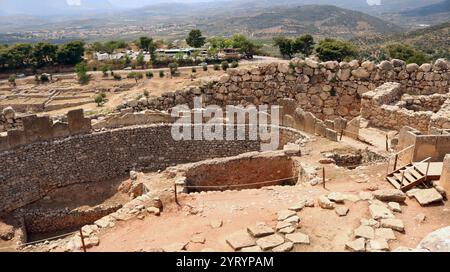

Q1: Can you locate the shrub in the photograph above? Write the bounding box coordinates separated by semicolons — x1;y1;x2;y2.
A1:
101;66;109;77
100;92;107;99
192;67;197;73
94;94;104;106
213;64;220;70
159;70;165;78
316;39;358;62
113;74;122;81
168;62;179;76
40;74;49;82
221;61;229;71
202;64;208;71
146;71;154;78
75;62;90;84
8;75;16;86
143;90;150;99
231;61;239;68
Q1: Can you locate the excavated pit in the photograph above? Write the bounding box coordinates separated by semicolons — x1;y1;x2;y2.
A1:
183;151;299;193
321;147;386;169
16;178;131;243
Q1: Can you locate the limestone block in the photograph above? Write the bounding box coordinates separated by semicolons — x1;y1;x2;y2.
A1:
68;109;91;135
22;115;53;142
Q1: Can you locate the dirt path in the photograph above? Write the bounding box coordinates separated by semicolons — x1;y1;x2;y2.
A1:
90;137;450;252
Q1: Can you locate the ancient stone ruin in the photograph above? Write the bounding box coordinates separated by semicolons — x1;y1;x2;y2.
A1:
0;58;449;253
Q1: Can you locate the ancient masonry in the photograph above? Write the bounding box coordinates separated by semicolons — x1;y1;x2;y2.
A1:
0;58;449;252
118;58;449;134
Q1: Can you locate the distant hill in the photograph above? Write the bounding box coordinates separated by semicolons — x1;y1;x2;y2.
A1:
201;5;403;39
401;0;450;17
0;0;113;16
355;21;450;59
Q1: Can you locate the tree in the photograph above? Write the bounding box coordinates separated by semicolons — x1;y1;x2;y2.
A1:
292;34;315;57
273;37;294;59
138;36;156;60
94;94;104;107
75;62;89;84
386;43;428;64
186;29;206;48
136;52;145;68
33;42;57;67
316;39;358;62
56;41;85;65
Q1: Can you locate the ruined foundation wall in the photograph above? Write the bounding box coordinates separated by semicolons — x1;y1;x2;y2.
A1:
21;204;122;234
0;124;264;214
413;134;450;162
361;82;449;133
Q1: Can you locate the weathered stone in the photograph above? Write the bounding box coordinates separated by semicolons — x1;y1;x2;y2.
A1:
276;221;291;231
328;192;345;203
283;215;300;224
162;242;188;252
147;207;161;216
415;213;426;223
210;220;223;229
256;234;285;250
226;230;256;250
417;226;450;252
279;226;296;234
373;189;406;203
240;246;262;252
247;223;275;238
369;204;395;220
359;191;373;200
272;242;294;252
388;202;402;213
354;225;375;239
335;206;349;216
277;210;296;221
285;232;310;245
413;188;443;205
190;235;206;244
375;228;396;241
318;195;335;209
288;202;305;212
0;222;14;241
368;239;389;251
380;218;405;232
345;238;365;252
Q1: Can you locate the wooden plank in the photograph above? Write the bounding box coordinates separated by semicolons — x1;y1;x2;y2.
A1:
387;176;401;189
409;168;424;180
401;177;426;192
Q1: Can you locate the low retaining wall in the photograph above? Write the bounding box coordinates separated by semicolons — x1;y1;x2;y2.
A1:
20;204;122;234
179;151;300;192
0;123;306;214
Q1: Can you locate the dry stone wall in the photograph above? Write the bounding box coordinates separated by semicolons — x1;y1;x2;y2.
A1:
0;123;308;214
362;82;450;133
120;58;449;122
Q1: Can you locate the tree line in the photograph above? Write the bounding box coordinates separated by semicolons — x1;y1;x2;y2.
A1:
0;41;85;70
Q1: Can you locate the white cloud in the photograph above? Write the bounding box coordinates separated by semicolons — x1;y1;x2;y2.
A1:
67;0;81;6
367;0;382;6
